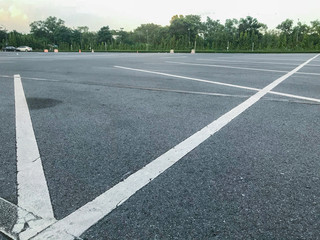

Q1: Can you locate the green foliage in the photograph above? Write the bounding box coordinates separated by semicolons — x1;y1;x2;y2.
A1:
2;15;319;52
277;19;294;35
205;18;225;49
30;16;65;44
97;26;112;44
168;14;203;49
0;29;8;48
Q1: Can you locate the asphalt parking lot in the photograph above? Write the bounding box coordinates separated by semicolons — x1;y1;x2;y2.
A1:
0;52;319;239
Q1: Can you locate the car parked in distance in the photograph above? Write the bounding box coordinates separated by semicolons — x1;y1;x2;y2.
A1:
16;46;33;52
2;46;16;52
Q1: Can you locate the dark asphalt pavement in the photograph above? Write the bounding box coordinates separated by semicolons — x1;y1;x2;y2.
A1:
0;52;319;239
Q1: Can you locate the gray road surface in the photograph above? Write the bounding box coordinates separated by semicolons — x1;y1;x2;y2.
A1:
0;52;319;239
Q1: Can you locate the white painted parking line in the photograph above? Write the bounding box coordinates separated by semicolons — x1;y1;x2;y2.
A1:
0;74;13;78
115;65;260;91
0;197;55;240
299;63;320;67
22;76;62;82
268;91;320;103
31;55;319;240
296;71;320;76
161;56;188;59
196;58;320;67
168;60;320;77
213;56;316;62
166;61;292;74
14;75;55;238
2;75;61;82
196;58;297;66
114;66;320;103
129;87;249;98
17;73;320;103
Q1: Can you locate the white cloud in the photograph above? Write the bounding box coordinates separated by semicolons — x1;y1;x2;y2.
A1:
8;5;27;20
0;1;29;31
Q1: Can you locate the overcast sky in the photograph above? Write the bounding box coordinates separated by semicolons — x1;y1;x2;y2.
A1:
1;0;319;32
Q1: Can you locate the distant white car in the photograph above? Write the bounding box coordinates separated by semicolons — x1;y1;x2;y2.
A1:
16;46;32;52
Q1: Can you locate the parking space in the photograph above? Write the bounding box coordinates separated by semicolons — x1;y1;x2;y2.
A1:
22;79;245;219
82;99;320;240
298;65;320;74
273;74;320;99
0;52;319;239
138;62;288;89
0;78;16;205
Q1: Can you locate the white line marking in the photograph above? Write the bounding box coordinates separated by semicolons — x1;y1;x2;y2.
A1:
14;75;55;232
304;64;320;67
166;61;291;74
0;197;55;240
16;72;320;104
19;73;320;103
114;65;320;103
268;91;320;103
115;65;260;91
0;74;13;78
296;71;320;76
174;60;320;76
212;56;316;62
22;76;62;82
129;87;249;98
31;55;319;239
196;58;298;66
196;58;320;67
0;75;62;82
161;56;188;59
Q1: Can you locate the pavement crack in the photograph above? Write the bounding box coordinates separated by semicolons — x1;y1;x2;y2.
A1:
20;222;30;233
116;200;122;207
65;230;84;240
32;157;41;163
116;198;128;207
120;171;132;181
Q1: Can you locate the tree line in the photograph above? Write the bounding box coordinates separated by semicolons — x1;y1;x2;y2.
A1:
1;15;320;52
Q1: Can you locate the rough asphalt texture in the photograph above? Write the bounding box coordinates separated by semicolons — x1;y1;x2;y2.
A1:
0;53;319;239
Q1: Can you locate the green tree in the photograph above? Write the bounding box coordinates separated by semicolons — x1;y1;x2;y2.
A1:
117;29;132;46
30;16;69;50
76;26;95;50
97;26;112;44
132;23;164;50
294;21;310;48
276;19;294;49
310;20;320;35
224;19;238;49
204;18;225;49
169;14;202;49
55;26;72;44
5;14;320;52
238;16;265;50
0;29;8;48
30;21;47;39
309;20;320;49
238;16;263;36
277;19;294;35
30;16;65;44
